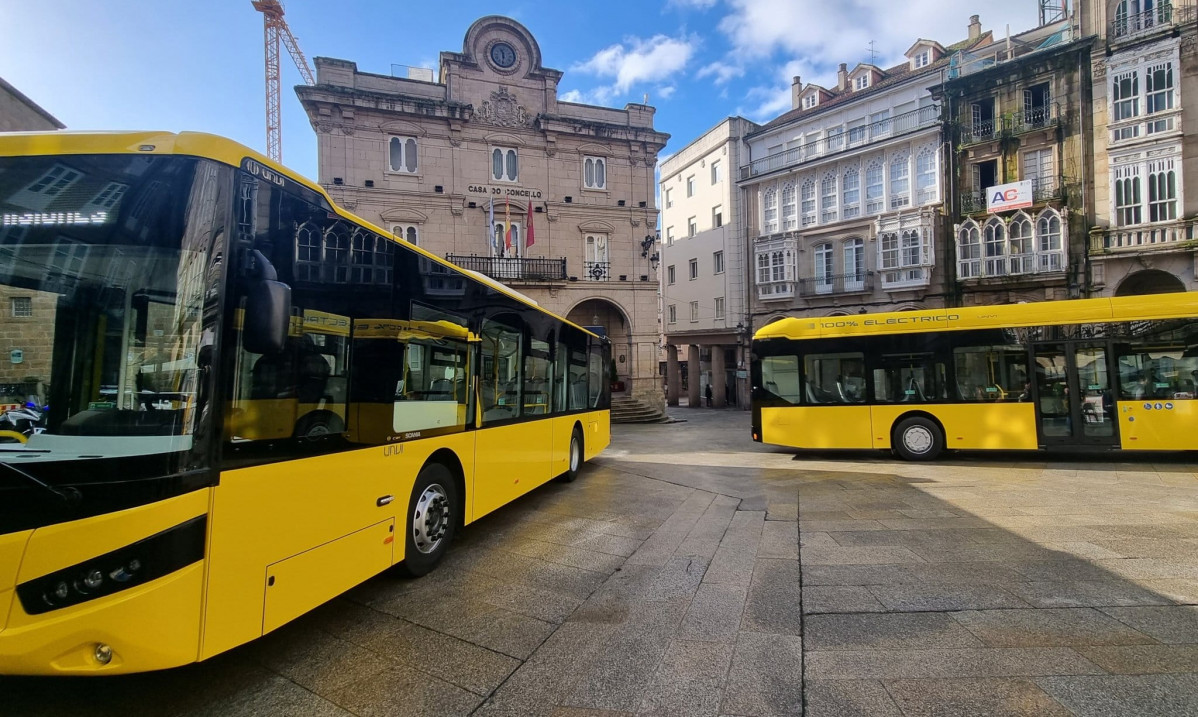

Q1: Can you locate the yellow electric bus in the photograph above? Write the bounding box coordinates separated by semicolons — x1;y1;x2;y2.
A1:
751;294;1198;460
0;131;610;675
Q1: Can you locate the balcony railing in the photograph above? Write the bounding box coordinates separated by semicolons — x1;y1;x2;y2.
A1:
798;271;873;297
959;179;1072;215
740;105;940;180
960;103;1059;147
446;254;567;281
756;280;795;301
1089;218;1197;254
1111;3;1195;40
583;261;611;281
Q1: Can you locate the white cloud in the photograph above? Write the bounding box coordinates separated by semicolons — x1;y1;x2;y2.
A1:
668;0;719;8
572;33;698;98
656;85;677;99
718;0;1039;69
697;60;744;85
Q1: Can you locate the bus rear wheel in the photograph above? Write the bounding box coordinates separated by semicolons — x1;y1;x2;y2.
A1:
397;463;458;577
893;417;943;461
559;427;584;483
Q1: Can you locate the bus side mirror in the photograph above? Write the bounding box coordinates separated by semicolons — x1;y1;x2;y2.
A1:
244;279;291;355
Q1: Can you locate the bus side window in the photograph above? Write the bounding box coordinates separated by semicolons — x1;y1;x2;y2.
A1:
760;355;801;405
803;353;865;404
481;318;522;423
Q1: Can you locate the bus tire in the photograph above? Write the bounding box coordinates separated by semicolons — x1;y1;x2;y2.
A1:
397;462;457;577
893;417;943;461
559;427;584;483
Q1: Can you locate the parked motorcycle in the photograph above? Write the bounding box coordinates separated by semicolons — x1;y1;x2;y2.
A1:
0;398;46;438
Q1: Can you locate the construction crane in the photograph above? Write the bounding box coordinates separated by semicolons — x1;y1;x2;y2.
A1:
252;0;315;164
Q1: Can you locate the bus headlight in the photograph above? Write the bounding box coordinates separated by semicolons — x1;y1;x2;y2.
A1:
17;515;206;615
94;643;113;665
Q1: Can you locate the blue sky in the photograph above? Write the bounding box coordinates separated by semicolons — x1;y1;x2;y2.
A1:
3;0;1041;180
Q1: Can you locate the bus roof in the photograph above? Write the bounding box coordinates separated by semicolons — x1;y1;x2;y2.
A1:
0;130;605;341
755;293;1198;342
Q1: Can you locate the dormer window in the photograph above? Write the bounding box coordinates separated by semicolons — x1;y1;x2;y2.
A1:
913;50;930;69
854;75;870;90
803;93;818;109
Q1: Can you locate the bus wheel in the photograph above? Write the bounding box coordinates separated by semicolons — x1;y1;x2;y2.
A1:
893;417;943;461
559;427;584;483
295;412;343;438
397;463;457;577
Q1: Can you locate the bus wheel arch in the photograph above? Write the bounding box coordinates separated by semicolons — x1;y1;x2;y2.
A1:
559;421;585;483
891;412;945;461
397;450;464;578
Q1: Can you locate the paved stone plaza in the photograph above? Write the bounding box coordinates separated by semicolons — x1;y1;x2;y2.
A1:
4;407;1198;716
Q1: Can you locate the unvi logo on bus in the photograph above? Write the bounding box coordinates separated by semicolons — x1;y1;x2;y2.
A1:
985;180;1033;212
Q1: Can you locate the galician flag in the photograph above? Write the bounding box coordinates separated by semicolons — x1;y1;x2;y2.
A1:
504;197;512;252
526;200;535;248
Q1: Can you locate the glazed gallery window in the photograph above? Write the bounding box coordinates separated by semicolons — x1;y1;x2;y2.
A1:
492;147;518;182
388;136;418;173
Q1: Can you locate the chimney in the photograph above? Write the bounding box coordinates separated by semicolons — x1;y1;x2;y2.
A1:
968;15;982;41
791;75;802;109
837;63;848;91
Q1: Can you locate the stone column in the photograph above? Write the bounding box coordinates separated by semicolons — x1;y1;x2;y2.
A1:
687;344;701;408
666;344;680;406
712;345;726;407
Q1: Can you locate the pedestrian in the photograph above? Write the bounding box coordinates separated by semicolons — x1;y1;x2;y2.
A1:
705;383;713;407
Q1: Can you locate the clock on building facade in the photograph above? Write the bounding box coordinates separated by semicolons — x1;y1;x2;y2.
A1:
489;42;517;69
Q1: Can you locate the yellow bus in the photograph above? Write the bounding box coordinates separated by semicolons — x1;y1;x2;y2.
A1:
751;294;1198;460
0;131;610;675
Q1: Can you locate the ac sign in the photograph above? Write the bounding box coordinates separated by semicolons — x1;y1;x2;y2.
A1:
985;180;1033;212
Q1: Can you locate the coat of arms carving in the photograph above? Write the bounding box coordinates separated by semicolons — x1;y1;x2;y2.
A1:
476;87;530;127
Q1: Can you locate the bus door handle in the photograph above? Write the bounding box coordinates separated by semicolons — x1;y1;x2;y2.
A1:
377;495;394;507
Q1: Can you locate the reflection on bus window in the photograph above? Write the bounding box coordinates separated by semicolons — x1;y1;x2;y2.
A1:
873;353;947;403
1115;322;1198;400
803;353;864;404
482;318;522;422
524;338;551;415
761;355;801;405
953;346;1028;401
568;349;588;410
588;347;605;408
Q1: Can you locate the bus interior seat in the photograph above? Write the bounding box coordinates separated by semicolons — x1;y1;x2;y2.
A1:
805;382;819;404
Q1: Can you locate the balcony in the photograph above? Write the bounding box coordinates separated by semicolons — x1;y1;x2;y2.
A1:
582;261;611;281
740;105;940;181
1089;218;1198;255
959;179;1073;216
445;254;567;282
1111;2;1195;41
798;271;873;297
960;103;1059;147
756;280;795;301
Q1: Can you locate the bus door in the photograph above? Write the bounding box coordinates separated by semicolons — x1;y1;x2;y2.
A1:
1031;342;1117;447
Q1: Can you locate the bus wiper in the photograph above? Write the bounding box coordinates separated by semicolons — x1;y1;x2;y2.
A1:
0;461;82;508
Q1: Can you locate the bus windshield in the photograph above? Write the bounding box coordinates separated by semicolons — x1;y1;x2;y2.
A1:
0;155;222;465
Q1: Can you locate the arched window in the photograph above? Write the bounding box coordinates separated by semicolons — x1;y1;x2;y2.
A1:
801;178;816;226
889;152;910;209
916;146;937;204
781;182;797;230
324;222;351;283
844;237;865;290
983;217;1006;277
294;219;322;282
865;159;884;213
821;173;837;223
1036;208;1064;271
956;219;981;279
763;186;778;233
814;242;834;293
1008;212;1033;274
842;167;860;219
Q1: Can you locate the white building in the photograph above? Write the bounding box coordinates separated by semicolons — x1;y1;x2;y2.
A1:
1082;0;1197;295
659;117;758;408
739;18;992;324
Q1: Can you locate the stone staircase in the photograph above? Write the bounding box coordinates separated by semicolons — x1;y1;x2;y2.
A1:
610;395;672;424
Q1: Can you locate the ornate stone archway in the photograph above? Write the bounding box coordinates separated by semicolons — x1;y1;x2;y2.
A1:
1115;270;1186;297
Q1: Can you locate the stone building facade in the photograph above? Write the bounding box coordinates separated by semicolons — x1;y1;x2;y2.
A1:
738;17;992;326
659;117;758;409
0;76;63;132
1080;0;1197;295
296;16;669;406
940;17;1095;305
